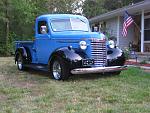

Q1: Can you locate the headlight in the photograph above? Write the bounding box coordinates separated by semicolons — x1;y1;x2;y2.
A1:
100;33;106;41
108;40;115;48
79;41;87;50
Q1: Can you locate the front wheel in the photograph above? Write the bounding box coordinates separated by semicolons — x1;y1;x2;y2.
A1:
50;56;70;80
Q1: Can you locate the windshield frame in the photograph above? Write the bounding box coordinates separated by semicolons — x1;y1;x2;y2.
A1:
50;18;89;32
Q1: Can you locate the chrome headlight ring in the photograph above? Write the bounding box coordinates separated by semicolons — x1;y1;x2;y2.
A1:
108;40;115;48
79;41;87;50
100;33;106;41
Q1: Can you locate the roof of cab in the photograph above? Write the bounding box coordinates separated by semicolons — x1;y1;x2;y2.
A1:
36;14;87;20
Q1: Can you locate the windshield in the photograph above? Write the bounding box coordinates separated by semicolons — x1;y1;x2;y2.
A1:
51;18;89;32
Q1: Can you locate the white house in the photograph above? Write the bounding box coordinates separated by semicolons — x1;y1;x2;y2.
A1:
89;0;150;53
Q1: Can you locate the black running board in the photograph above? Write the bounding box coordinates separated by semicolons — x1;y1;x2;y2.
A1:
25;64;48;72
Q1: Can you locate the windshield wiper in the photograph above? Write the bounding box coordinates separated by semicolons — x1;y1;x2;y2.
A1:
74;17;86;23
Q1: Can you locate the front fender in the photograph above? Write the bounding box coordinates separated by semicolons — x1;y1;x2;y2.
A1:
49;47;88;69
107;48;126;66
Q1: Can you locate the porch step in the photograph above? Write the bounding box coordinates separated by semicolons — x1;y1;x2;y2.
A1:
136;52;150;56
135;52;150;63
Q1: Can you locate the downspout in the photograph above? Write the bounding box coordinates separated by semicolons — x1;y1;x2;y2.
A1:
117;16;120;46
141;10;144;53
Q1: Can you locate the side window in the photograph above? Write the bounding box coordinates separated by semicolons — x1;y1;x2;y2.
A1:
38;21;48;34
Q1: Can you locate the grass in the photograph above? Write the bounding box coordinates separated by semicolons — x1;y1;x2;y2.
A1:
0;57;150;113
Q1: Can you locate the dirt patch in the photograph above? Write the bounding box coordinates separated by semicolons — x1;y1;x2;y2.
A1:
12;81;36;89
0;74;6;80
143;69;150;73
0;74;36;89
0;94;8;101
51;100;65;113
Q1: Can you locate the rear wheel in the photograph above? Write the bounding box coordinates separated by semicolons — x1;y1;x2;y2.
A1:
50;56;70;80
16;53;25;70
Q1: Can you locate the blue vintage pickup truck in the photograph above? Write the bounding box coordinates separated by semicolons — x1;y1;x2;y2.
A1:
15;14;126;80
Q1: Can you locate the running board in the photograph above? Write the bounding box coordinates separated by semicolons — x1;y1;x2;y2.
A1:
25;64;48;72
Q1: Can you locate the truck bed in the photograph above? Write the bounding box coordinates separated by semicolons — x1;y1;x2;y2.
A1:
15;40;33;44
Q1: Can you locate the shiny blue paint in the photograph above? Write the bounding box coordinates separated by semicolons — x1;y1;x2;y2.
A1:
15;14;103;64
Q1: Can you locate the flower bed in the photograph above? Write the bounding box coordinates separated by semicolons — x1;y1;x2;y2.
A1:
125;60;150;67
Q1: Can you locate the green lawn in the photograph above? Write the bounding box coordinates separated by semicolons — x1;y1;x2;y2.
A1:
0;57;150;113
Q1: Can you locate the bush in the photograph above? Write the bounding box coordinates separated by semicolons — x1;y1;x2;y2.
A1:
123;47;130;60
0;32;17;56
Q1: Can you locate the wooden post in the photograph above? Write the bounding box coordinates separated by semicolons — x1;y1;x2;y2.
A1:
133;21;141;33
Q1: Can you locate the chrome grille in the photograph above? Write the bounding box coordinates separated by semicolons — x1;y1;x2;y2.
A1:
91;38;107;67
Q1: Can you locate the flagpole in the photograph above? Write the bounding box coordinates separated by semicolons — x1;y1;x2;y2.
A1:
133;21;141;33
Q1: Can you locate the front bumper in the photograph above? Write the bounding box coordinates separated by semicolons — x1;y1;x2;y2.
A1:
71;66;127;75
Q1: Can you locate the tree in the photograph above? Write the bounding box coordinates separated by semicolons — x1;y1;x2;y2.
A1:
0;0;38;55
10;0;38;39
47;0;83;14
82;0;107;18
82;0;143;18
0;0;12;54
103;0;134;11
31;0;48;15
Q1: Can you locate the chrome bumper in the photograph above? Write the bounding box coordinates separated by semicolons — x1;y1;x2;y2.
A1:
71;66;127;75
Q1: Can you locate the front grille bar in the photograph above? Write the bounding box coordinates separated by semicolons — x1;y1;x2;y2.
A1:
91;38;107;67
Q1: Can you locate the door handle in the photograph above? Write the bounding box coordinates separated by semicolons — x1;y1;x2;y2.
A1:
32;48;36;52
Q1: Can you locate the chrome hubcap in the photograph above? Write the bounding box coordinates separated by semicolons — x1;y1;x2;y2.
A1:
53;61;61;80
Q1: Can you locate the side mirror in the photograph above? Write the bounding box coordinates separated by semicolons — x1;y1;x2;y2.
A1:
40;25;47;34
93;26;99;32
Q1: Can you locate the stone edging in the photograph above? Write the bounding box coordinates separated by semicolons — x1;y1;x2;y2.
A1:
127;65;150;70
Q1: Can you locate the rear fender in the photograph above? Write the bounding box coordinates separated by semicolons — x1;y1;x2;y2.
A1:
15;47;31;64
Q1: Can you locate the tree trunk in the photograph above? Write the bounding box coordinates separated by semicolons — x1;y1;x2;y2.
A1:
4;0;9;53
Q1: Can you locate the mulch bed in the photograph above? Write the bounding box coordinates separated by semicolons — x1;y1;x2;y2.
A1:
125;60;150;67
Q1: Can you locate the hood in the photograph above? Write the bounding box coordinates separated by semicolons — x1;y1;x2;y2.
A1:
51;31;101;40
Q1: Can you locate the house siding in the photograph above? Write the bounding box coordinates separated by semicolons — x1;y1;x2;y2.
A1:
105;17;118;37
90;16;135;50
102;17;134;49
89;1;150;53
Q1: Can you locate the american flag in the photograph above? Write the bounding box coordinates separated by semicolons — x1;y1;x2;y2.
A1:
122;11;134;37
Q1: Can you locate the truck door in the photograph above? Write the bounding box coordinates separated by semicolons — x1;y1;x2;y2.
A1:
35;20;50;64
